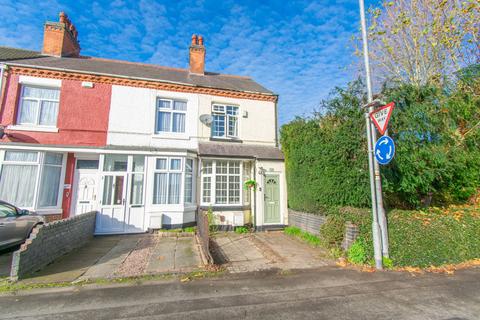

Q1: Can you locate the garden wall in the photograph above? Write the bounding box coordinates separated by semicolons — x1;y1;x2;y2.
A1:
10;211;96;280
288;209;359;250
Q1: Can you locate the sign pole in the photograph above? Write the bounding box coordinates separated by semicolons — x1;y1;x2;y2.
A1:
358;0;386;269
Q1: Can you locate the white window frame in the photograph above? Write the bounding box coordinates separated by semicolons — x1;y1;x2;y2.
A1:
16;85;60;128
155;98;187;134
152;157;183;205
211;104;239;139
0;150;66;212
201;160;243;206
184;158;194;204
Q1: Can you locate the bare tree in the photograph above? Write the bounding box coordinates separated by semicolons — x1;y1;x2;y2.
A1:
364;0;479;86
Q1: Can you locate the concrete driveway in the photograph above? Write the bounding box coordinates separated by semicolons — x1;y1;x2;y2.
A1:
211;231;334;273
22;234;202;284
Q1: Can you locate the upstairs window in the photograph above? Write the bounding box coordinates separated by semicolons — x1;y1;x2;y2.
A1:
17;85;60;127
212;105;238;139
155;99;187;133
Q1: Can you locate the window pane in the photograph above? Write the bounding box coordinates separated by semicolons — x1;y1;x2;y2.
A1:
153;173;168;204
229;161;240;174
203;161;212;174
156;158;167;170
170;159;181;170
38;165;62;207
216;161;228;174
104;155;127;172
215;175;227;204
0;164;37;207
23;86;59;100
39;100;59;126
226;106;238;115
212;115;225;137
102;176;113;205
0;203;17;218
156;111;171;132
173;101;187;111
130;173;144;205
157;100;171;109
228;175;240;204
168;173;181;204
76;160;99;169
185;159;193;173
172;113;185;132
45;152;63;165
184;173;193;203
202;176;211;203
228;115;238;137
113;175;124;205
18;99;37;124
5;151;38;162
132;155;145;172
212;105;225;113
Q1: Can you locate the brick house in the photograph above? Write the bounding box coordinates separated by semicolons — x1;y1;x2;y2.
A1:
0;12;287;234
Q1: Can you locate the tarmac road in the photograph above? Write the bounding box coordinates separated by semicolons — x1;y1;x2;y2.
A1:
0;266;479;320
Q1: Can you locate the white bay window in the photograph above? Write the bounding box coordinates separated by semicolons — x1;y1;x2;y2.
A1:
0;150;64;209
201;160;241;205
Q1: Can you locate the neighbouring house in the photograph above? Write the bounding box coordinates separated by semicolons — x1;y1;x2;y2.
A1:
0;12;287;234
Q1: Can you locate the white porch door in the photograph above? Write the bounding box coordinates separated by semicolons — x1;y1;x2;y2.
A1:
96;174;128;234
72;170;98;215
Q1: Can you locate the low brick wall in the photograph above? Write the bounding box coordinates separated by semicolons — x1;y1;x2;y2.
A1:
10;211;96;280
288;209;359;250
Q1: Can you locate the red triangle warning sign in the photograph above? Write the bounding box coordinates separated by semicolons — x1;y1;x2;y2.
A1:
369;102;395;135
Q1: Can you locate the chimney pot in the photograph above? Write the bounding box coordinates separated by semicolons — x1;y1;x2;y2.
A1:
191;34;197;45
59;12;66;23
198;36;204;46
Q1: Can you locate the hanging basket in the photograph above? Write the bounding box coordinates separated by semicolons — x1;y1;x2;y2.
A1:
244;179;258;191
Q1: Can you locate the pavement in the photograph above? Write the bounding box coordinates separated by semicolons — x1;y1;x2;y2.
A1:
17;234;202;284
0;266;479;319
212;232;333;272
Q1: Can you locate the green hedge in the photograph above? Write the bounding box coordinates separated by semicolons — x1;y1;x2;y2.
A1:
281;80;480;210
325;206;480;267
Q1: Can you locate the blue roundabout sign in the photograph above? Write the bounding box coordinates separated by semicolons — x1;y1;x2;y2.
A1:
374;136;395;165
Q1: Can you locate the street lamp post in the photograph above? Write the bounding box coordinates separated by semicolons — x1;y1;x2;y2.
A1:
358;0;389;270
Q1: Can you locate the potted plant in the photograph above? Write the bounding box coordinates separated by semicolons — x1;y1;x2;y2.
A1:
244;179;258;191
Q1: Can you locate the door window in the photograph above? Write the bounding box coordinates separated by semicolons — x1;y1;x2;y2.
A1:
0;203;17;217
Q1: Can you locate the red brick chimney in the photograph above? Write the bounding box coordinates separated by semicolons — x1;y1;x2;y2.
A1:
189;34;205;75
42;12;80;57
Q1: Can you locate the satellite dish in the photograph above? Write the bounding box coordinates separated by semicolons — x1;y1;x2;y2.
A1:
199;114;213;126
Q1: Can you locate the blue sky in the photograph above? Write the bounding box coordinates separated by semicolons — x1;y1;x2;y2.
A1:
0;0;377;125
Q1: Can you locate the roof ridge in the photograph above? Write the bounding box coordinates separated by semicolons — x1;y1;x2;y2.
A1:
85;55;253;80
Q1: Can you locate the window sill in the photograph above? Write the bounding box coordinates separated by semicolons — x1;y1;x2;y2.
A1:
209;137;243;143
151;133;189;140
7;125;59;133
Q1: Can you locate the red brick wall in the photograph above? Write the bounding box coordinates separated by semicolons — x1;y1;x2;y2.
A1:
61;153;76;219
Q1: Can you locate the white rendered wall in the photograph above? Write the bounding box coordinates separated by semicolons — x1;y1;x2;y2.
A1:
196;95;277;146
107;85;199;150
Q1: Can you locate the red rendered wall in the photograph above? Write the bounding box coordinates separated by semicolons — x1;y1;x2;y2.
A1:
0;73;111;146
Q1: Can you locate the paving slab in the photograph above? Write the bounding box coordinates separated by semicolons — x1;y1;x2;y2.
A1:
212;232;333;273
